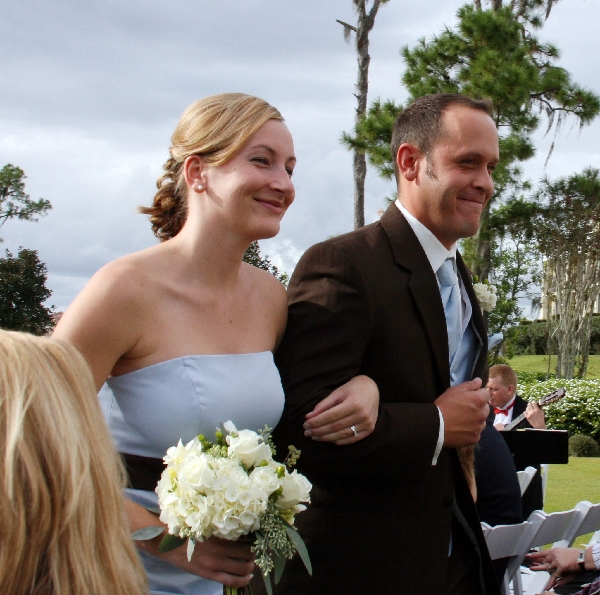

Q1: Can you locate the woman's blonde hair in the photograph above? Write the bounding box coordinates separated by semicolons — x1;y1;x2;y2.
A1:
140;92;284;241
0;330;147;595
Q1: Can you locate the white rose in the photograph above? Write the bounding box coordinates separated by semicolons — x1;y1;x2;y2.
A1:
276;470;312;510
249;465;280;496
227;430;273;468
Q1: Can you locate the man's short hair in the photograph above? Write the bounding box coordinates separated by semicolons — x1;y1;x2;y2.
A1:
391;93;494;183
489;364;518;390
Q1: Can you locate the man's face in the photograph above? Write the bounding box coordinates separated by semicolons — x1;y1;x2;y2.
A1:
409;106;499;249
487;375;515;409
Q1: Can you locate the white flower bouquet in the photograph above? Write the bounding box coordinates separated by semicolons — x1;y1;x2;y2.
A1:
135;422;312;595
473;279;498;311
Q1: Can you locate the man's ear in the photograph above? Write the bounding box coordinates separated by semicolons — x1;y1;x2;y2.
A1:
396;143;423;182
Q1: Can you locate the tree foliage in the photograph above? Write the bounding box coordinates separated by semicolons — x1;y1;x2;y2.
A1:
243;242;288;286
0;164;52;239
0;248;54;335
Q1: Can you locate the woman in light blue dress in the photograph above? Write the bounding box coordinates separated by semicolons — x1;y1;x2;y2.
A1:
54;93;378;595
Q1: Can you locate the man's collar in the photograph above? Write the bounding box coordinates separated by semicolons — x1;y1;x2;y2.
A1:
395;200;456;274
498;394;516;411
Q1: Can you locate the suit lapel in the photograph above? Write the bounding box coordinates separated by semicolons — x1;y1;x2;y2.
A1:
380;206;451;387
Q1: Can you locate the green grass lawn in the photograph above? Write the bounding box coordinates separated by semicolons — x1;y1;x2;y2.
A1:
544;457;600;547
510;355;600;379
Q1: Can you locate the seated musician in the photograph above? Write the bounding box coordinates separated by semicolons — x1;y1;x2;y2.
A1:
486;364;546;517
487;364;546;431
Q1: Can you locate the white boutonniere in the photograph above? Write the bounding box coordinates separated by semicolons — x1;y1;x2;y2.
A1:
472;277;498;311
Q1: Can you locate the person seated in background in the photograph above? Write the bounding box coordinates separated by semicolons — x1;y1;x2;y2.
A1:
475;415;524;585
527;543;600;594
487;363;545;517
488;364;546;431
0;330;147;595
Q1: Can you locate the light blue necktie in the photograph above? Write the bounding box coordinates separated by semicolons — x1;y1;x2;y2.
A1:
437;257;462;362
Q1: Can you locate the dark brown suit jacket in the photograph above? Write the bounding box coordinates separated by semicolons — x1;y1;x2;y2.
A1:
271;205;499;594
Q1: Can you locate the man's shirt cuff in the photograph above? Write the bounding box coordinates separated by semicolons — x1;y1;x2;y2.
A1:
432;406;444;465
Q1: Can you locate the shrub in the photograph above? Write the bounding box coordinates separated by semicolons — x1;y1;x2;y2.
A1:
568;434;600;457
519;379;600;443
516;371;556;383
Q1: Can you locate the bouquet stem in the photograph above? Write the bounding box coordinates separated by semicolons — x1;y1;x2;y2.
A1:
223;587;248;595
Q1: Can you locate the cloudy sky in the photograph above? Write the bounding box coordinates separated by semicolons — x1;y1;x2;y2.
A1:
1;0;599;311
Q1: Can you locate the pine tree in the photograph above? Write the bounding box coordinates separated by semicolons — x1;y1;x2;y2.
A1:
0;248;54;335
0;164;51;239
243;242;288;286
338;0;390;229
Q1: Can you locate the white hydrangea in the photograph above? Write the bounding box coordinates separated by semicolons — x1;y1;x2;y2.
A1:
473;282;498;311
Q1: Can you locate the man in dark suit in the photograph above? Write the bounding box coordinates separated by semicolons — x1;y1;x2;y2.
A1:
271;94;501;594
488;364;546;516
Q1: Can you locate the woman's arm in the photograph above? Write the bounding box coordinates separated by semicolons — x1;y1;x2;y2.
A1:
53;260;146;389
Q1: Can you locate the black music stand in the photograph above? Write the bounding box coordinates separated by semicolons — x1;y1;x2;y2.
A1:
499;429;569;469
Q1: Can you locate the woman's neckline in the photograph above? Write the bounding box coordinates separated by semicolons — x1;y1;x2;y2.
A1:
108;351;274;380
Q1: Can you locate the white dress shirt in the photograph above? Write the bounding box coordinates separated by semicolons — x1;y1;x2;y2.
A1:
493;395;516;426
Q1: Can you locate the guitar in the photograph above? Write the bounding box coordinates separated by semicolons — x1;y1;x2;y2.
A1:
501;387;566;431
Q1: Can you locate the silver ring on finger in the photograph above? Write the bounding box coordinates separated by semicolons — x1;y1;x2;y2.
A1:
350;425;359;437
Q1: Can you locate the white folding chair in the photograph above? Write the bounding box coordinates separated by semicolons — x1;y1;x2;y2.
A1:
541;464;550;503
527;508;582;551
553;500;600;548
521;508;582;595
517;466;538;496
482;520;541;595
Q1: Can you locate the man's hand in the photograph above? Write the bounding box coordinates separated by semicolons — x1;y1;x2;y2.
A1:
525;401;546;429
435;378;489;448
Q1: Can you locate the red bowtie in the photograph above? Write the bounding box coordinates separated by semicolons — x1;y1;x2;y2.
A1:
494;401;515;416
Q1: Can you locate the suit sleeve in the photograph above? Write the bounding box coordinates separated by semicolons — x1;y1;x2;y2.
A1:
274;240;440;484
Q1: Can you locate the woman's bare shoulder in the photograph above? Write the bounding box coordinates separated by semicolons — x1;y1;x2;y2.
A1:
53;248;165;382
242;262;287;304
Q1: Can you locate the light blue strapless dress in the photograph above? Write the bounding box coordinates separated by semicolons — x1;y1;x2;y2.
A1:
99;352;285;595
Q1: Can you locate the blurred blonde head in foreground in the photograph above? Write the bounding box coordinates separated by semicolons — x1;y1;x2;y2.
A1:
0;330;147;595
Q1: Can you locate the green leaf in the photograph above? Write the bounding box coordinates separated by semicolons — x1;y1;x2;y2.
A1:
260;568;273;595
131;525;164;541
284;525;312;576
158;533;187;553
145;506;161;515
273;550;286;584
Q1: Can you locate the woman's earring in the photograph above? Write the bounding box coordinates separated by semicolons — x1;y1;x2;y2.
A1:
194;180;204;193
